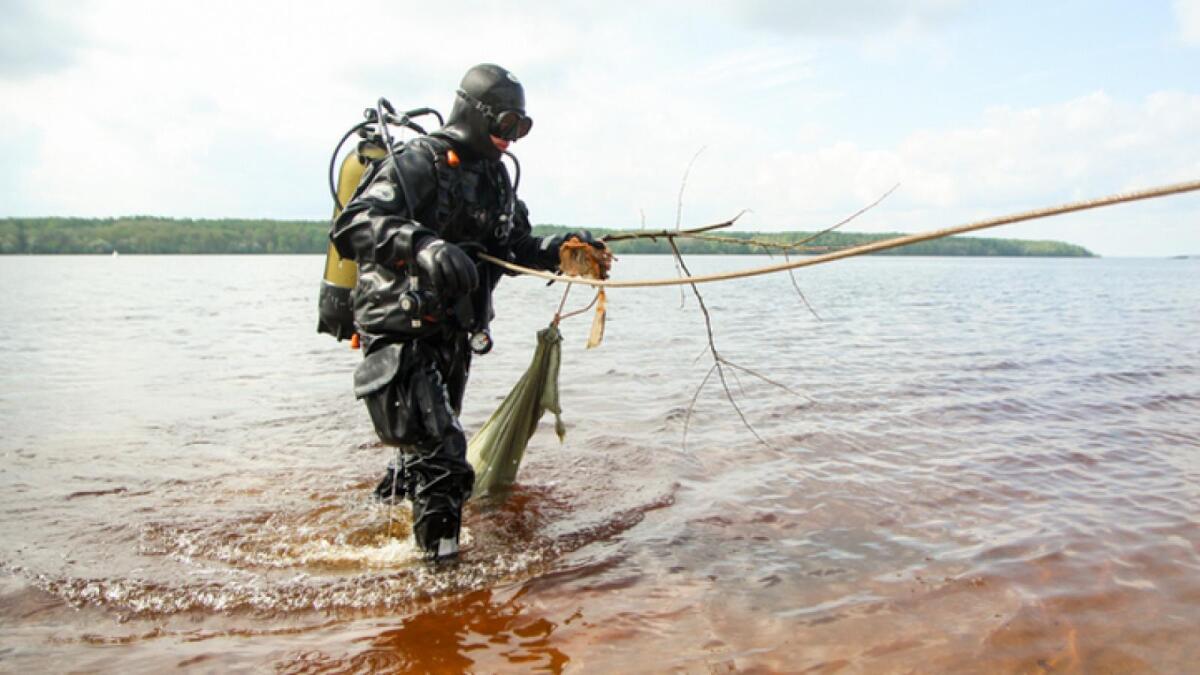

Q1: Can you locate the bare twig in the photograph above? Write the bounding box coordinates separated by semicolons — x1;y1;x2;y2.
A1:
784;250;822;321
672;148;707;309
664;153;840;452
792;182;901;248
711;357;770;448
757;246;818;320
720;360;813;402
669;237;773;450
604;181;892;250
728;364;749;398
684;232;829;252
682;363;718;452
676;147;707;231
673;253;687;309
660;184;899;320
602;214;744;242
484;178;1200;288
774;184;898;319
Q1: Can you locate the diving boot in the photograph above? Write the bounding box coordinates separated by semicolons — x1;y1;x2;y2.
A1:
410;492;464;561
373;460;408;504
403;435;474;561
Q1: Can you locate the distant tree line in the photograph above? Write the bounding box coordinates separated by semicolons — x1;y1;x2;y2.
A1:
0;217;328;255
533;225;1095;257
0;217;1095;257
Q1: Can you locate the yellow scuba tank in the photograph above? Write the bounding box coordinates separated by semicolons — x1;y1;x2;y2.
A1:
317;142;386;340
319;102;444;340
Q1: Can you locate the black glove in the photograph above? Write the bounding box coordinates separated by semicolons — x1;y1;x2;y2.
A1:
414;238;479;297
565;229;603;249
545;229;603;250
549;229;613;278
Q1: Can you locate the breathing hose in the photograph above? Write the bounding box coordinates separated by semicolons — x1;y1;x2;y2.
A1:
326;101;445;212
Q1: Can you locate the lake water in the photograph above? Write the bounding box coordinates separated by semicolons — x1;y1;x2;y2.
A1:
0;253;1198;672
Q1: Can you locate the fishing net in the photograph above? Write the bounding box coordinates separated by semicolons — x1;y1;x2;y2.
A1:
466;236;612;498
466;324;565;498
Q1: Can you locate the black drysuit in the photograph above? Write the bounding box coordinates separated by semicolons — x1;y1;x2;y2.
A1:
331;133;562;554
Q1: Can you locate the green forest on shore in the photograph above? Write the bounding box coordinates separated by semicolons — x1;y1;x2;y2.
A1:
0;217;1095;257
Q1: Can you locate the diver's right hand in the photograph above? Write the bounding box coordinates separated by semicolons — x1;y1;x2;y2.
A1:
414;238;479;297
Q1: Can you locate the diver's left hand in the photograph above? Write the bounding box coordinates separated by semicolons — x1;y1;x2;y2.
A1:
556;230;613;279
564;229;603;249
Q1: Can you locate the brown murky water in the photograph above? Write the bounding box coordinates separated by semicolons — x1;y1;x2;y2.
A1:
1;254;1198;672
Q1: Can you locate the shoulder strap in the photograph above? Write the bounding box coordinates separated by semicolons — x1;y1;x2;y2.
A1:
411;136;461;229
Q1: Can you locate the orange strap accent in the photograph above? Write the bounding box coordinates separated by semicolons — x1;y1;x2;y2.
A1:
349;333;360;350
446;149;460;167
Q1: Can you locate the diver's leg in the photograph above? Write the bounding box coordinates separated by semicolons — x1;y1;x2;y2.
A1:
402;337;475;559
443;333;472;415
404;429;473;559
372;450;408;503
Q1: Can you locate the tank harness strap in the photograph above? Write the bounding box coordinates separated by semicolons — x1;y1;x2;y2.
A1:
418;137;462;230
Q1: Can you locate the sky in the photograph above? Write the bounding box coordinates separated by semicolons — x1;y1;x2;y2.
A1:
1;0;1198;256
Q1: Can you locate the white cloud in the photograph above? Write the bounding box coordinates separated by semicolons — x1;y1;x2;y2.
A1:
526;86;1200;252
530;86;1200;257
658;91;1200;255
1176;0;1200;44
0;2;84;79
726;0;967;37
768;90;1200;253
0;1;1197;256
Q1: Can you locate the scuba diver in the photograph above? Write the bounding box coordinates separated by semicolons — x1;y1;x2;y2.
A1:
330;63;605;561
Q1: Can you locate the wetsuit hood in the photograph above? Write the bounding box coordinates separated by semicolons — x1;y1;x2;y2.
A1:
439;63;526;161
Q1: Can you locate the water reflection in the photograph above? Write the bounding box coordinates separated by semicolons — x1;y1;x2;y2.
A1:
281;587;568;674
